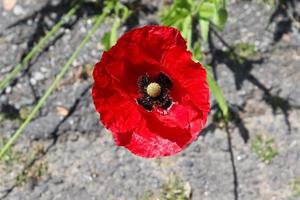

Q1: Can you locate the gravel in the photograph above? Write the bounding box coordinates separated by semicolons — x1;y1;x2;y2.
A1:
1;0;300;200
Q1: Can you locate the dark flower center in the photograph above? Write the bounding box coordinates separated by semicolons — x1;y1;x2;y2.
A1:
137;73;173;111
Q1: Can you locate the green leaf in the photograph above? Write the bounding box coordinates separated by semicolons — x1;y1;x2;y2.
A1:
101;18;121;50
204;65;229;119
101;1;130;50
115;1;131;21
212;8;228;30
174;0;192;10
198;2;215;20
200;19;210;42
182;16;192;50
160;0;191;26
101;32;111;51
110;18;121;47
192;41;202;61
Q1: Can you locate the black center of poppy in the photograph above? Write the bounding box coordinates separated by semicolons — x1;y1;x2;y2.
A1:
137;73;173;111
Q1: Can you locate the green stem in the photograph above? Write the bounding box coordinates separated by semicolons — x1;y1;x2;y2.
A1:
0;2;81;91
0;10;109;159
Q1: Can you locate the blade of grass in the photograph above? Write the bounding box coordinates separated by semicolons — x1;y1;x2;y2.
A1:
0;9;110;159
0;1;82;91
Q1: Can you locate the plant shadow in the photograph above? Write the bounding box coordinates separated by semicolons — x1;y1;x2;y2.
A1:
1;0;104;92
123;0;159;30
268;0;300;43
201;104;249;143
207;27;297;135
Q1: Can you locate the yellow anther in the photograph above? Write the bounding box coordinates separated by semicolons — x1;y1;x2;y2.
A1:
146;82;161;97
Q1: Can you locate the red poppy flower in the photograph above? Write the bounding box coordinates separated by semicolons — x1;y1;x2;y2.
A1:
92;25;209;158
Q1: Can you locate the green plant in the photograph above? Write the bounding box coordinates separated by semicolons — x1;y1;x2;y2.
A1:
290;178;300;197
141;174;191;200
161;0;228;47
0;1;115;159
161;175;191;200
0;139;46;184
0;136;22;167
16;161;48;186
227;42;258;64
251;134;278;164
205;65;229;119
101;0;131;50
1;0;229;159
140;191;155;200
234;43;257;57
0;142;47;186
0;113;4;122
0;1;82;92
161;0;229;120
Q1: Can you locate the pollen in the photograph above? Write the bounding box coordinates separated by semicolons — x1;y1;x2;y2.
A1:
146;82;161;97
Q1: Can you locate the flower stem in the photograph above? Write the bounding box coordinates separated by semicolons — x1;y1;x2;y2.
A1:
0;2;81;92
0;10;109;159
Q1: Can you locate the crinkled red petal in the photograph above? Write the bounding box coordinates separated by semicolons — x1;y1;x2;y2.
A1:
92;25;210;158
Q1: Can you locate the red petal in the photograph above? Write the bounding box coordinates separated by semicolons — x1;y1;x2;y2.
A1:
161;46;210;113
92;26;210;158
119;25;187;61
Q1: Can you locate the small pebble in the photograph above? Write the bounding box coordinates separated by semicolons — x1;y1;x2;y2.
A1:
237;154;248;161
33;71;44;81
13;5;25;15
30;78;37;85
5;86;12;93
